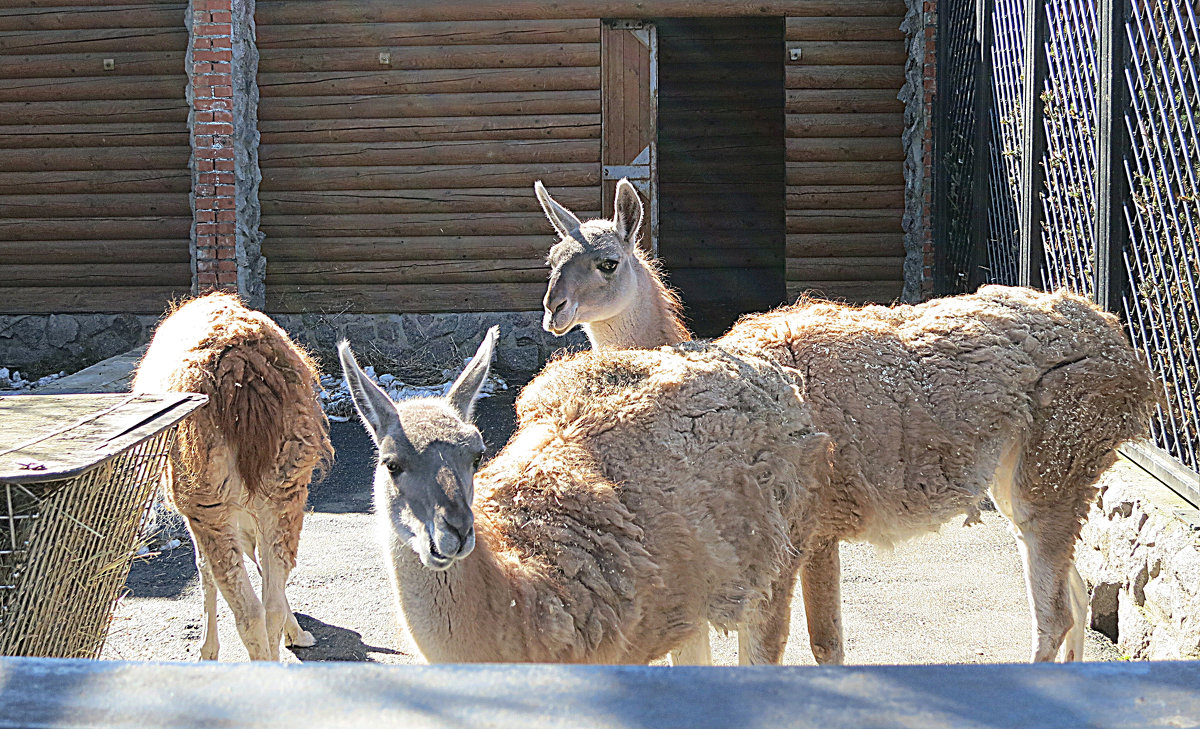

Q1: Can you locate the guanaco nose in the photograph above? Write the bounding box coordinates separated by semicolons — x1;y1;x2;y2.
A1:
544;283;568;316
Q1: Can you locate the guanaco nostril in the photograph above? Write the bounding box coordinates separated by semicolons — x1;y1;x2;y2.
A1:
551;299;567;316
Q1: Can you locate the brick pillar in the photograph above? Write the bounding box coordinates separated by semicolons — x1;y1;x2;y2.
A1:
186;0;265;306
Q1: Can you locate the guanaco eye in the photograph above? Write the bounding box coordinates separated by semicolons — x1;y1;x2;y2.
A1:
382;457;403;474
597;259;618;274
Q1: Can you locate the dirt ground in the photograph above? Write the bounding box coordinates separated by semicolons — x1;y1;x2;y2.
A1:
101;390;1122;666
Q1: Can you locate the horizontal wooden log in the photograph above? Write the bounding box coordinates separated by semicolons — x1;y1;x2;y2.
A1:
260;186;596;216
258;67;600;97
258;139;599;168
0;216;190;240
256;0;908;24
257;114;600;145
267;258;548;285
256;19;599;48
0;123;186;148
0;169;188;194
785;41;905;65
0;51;183;78
3;262;189;287
260;211;599;238
785;255;903;280
0;27;184;53
0;285;187;314
787;184;905;209
787;232;905;257
0;98;186;125
265;282;546;314
0;75;186;102
0;193;188;217
263;235;557;262
786;137;903;161
786;113;902;137
259;44;598;74
0;145;187;171
786;161;903;185
786;89;903;113
787;209;903;233
786;65;905;89
0;6;184;32
0;239;188;264
785;279;903;303
257;90;600;121
785;16;904;40
261;163;598;193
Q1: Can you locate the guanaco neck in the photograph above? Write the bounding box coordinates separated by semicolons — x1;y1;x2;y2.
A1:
584;252;691;350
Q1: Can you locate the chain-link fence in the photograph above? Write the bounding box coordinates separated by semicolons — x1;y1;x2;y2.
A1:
937;0;1200;476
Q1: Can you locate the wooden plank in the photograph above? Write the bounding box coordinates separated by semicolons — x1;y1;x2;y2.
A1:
258;139;599;168
256;0;908;24
0;51;183;78
3;262;190;287
257;67;600;97
0;6;185;32
259;187;596;216
258;44;598;73
786;161;903;185
787;232;904;256
265;283;547;314
0;217;190;240
786;137;903;161
0;239;188;264
787;184;904;209
0;146;187;171
787;209;903;233
786;112;902;137
0;123;186;148
786;89;903;113
0;193;188;218
0;98;187;125
0;27;185;53
257;91;600;121
786;65;905;89
261;164;599;193
784;40;905;65
785;16;903;40
267;258;548;285
0;75;186;102
786;279;903;302
259;212;600;238
785;255;904;280
256;19;599;48
0;285;188;314
263;235;556;262
0;170;188;194
257;114;600;145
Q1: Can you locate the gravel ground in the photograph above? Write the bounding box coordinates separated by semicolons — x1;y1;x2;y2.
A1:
101;390;1122;666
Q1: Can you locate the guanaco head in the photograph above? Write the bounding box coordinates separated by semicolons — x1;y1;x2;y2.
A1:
338;327;497;571
535;178;645;337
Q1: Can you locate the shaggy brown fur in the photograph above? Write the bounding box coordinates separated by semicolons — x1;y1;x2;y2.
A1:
341;334;830;664
133;292;333;661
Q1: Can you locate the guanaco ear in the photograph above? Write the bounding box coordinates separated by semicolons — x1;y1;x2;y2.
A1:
338;341;396;443
446;326;499;421
613;178;644;251
534;180;583;240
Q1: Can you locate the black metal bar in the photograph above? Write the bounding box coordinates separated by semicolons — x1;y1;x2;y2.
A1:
968;0;995;291
1094;0;1131;311
1018;0;1048;288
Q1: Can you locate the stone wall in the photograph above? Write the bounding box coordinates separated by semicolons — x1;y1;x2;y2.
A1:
1078;457;1200;660
0;314;161;378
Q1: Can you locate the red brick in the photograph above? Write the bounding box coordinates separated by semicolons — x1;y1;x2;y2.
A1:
198;122;234;135
197;272;217;284
216;222;235;235
195;50;233;63
209;11;232;22
217;210;236;222
210;110;233;123
215;159;235;171
193;98;230;111
216;260;237;272
215;185;235;196
197;210;216;223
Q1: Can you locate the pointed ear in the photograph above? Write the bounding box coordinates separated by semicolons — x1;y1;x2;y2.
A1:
446;326;499;420
534;180;583;239
613;178;644;251
337;340;395;443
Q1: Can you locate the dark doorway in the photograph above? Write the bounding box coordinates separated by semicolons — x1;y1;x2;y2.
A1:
656;17;787;337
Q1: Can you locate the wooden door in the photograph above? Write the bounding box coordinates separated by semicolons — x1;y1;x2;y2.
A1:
601;19;657;253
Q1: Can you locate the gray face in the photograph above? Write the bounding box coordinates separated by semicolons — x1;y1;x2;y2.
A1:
535;179;645;336
338;327;498;572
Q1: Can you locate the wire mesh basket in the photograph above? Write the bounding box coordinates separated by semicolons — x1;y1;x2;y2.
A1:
0;393;206;658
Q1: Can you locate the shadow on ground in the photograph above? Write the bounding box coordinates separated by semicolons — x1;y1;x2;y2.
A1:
290;614;405;662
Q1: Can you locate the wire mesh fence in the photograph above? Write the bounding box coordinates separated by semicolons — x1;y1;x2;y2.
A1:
938;0;1200;475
